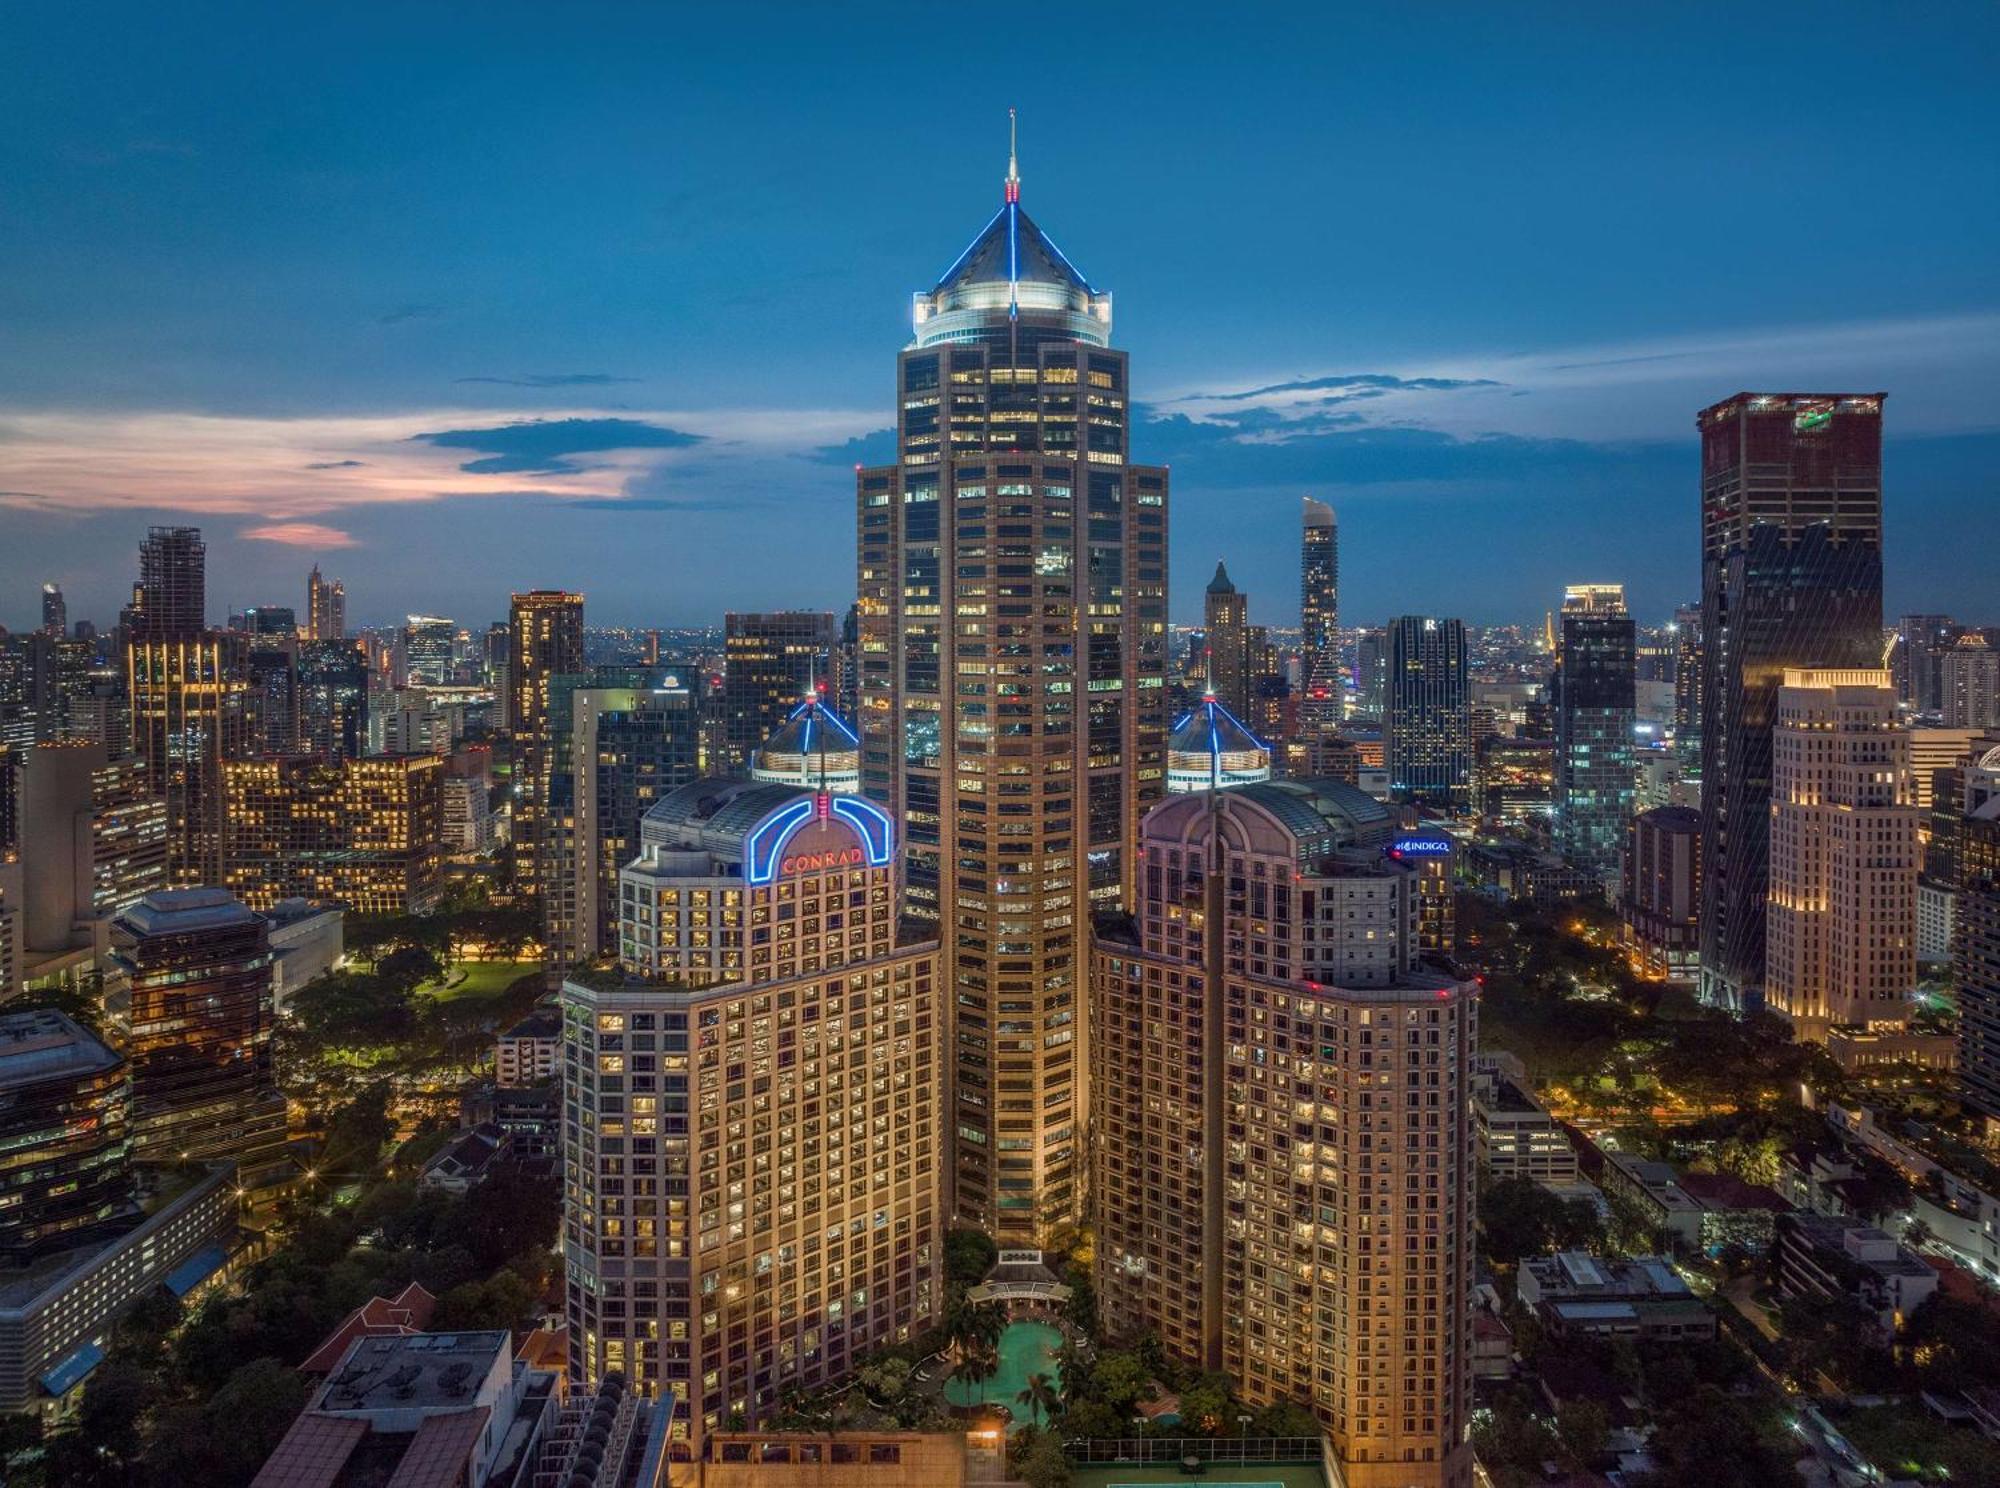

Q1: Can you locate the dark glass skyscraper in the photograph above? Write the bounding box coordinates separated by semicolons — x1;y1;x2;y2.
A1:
1696;393;1885;1012
1300;498;1339;723
296;639;368;761
857;128;1167;1242
1386;615;1470;812
1553;583;1636;885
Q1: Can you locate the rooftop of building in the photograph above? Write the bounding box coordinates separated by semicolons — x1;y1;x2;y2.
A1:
0;1008;121;1090
499;1008;562;1042
1522;1251;1691;1299
315;1330;510;1414
262;897;341;929
115;885;259;935
1167;691;1268;759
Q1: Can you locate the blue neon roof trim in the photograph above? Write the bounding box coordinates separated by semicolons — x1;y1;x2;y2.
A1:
830;796;895;866
744;798;817;885
934;205;1008;291
40;1342;104;1397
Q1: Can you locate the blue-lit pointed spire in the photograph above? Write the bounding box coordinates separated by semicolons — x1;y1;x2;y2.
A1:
1167;690;1274;794
749;691;862;795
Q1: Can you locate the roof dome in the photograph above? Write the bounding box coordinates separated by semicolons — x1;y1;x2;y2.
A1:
1167;692;1272;794
749;694;861;795
911;112;1112;350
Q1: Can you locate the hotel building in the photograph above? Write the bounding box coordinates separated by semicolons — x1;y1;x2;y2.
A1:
855;131;1168;1242
560;778;941;1438
1094;780;1475;1487
221;754;445;915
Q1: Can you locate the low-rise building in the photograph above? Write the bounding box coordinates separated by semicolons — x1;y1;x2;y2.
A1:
495;1006;560;1088
261;897;343;1014
1599;1152;1703;1250
1919;881;1956;965
696;1431;965;1488
1676;1171;1791;1255
1515;1251;1715;1344
1467;837;1602;903
1472;1063;1579;1185
1774;1213;1938;1337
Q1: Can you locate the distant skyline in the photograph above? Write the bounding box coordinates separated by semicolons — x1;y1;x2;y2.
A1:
4;4;1997;631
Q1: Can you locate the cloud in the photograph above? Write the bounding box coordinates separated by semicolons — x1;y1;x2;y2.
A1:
805;428;897;466
563;496;759;512
306;459;366;470
454;373;643;388
377;304;441;325
411;416;705;475
1184;373;1500;403
242;521;357;549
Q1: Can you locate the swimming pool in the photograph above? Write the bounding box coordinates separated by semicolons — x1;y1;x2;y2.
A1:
944;1319;1063;1425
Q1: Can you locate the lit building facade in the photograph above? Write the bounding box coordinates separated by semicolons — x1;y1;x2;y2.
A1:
508;591;586;893
1165;692;1271;795
1697;393;1885;1013
1765;670;1917;1041
1944;634;2000;729
1094;781;1475;1488
1553;584;1636;887
110;887;287;1169
561;778;941;1438
721;613;835;772
855;137;1168;1242
1474;736;1553;839
221;754;445;915
1300;498;1340;730
1203;563;1253;721
0;1009;134;1261
1386;616;1470;814
1621;805;1700;982
297;639;368;761
402;614;457;687
306;564;346;641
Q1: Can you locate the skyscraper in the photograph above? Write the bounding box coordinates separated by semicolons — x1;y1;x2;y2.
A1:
1765;670;1917;1041
110;887;288;1168
1621;805;1701;982
720;612;834;771
1943;633;2000;729
1553;583;1636;886
1203;562;1252;719
39;583;65;638
1952;742;2000;1118
856;129;1168;1242
244;645;300;756
1385;615;1471;813
507;591;585;893
1671;600;1702;775
1697;393;1885;1013
561;779;940;1428
306;564;346;642
1094;781;1475;1487
402;614;457;686
221;754;445;915
296;639;368;761
126;527;245;884
1301;497;1339;723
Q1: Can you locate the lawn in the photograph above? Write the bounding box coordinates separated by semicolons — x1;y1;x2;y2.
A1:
422;959;542;1003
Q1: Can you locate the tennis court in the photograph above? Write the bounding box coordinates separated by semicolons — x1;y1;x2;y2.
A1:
1072;1466;1328;1488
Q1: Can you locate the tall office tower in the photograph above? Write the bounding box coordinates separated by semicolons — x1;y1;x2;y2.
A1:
1385;615;1471;813
483;621;510;688
133;526;206;636
1764;670;1917;1041
830;603;861;724
507;591;586;892
296;639;368;761
1697;393;1885;1013
0;1008;135;1260
1671;601;1702;774
1621;806;1701;983
1094;781;1475;1488
1891;614;1958;712
561;779;941;1430
1301;498;1340;723
720;612;835;771
91;753;168;915
221;755;445;915
1943;633;2000;729
1553;584;1636;886
1474;736;1555;839
110;887;288;1167
305;564;346;641
1354;627;1389;721
39;584;66;638
243;646;300;756
1165;691;1271;794
1955;742;2000;1117
540;672;701;966
855;135;1169;1242
402;614;457;686
1203;563;1253;719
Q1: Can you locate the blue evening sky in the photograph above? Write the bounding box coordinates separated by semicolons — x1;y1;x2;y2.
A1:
2;3;1996;631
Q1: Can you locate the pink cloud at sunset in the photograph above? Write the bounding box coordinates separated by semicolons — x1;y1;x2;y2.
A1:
241;521;359;548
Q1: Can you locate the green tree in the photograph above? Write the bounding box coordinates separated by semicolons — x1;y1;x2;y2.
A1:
434;1269;536;1331
1635;1386;1799;1487
1009;1425;1071;1488
943;1227;998;1288
1017;1370;1061;1427
1554;1398;1609;1467
1089;1350;1151;1414
377;944;445;997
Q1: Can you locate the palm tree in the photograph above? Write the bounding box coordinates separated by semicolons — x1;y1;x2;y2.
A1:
946;1297;1006;1359
1052;1335;1084;1399
957;1341;1000;1396
1017;1370;1061;1426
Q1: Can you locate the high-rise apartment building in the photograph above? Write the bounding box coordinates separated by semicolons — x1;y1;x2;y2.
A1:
561;778;941;1433
1621;805;1701;982
1892;614;1958;713
540;672;701;966
1954;741;2000;1118
110;887;288;1168
855;139;1168;1242
297;639;368;761
0;1008;135;1261
1943;633;2000;729
1697;393;1885;1013
1301;498;1340;722
221;754;445;915
1671;601;1702;776
1094;781;1475;1488
720;612;834;771
306;564;346;641
1386;616;1471;813
402;614;457;687
91;752;168;916
1553;584;1636;886
1765;670;1916;1041
507;591;586;893
40;584;66;638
